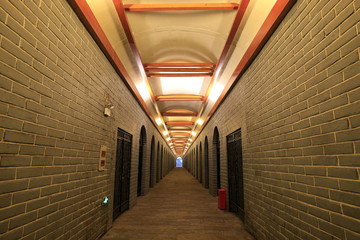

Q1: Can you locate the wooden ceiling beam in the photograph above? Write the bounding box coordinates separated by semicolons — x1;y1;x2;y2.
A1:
113;0;156;103
124;3;239;11
156;95;204;101
170;133;191;136
144;63;215;68
206;0;297;121
163;112;198;117
203;0;250;103
147;73;212;78
146;67;213;73
166;121;194;125
168;129;192;132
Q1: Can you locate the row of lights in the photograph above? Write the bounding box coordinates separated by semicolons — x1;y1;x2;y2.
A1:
137;79;224;156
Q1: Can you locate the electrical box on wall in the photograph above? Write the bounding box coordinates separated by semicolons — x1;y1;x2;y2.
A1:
99;145;107;171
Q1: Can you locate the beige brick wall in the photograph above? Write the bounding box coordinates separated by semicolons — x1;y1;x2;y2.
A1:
0;0;174;239
186;0;360;239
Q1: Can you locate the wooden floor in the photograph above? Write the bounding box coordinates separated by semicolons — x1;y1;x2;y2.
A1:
101;167;254;240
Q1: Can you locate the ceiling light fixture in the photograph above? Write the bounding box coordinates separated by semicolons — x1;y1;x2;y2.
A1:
208;82;224;102
166;137;171;141
163;131;168;136
191;131;197;137
136;82;150;100
155;118;162;125
196;119;204;125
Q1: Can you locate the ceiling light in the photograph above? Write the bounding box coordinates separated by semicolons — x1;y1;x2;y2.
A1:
166;137;171;141
155;118;162;125
209;82;224;102
191;131;197;137
163;131;168;136
196;119;204;125
136;82;150;100
188;139;192;142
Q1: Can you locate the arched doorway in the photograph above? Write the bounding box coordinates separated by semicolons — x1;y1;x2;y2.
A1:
204;136;209;188
176;157;183;167
199;142;203;184
113;128;132;220
160;145;163;179
137;126;146;196
213;127;221;191
156;142;160;183
149;136;155;188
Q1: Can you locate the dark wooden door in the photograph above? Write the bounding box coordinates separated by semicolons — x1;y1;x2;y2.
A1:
227;129;244;220
113;129;132;220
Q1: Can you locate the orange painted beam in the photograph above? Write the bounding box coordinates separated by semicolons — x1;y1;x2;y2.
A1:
66;0;154;117
113;0;156;103
146;67;213;73
166;122;194;126
207;0;297;119
156;95;204;101
203;0;250;103
163;112;198;117
124;3;239;11
147;73;212;78
144;63;215;68
170;133;191;136
190;0;296;149
168;129;192;133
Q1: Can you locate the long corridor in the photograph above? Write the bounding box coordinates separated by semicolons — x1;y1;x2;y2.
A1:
101;168;254;240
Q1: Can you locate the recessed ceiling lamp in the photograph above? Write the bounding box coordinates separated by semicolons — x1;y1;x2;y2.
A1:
155;118;162;125
166;137;171;141
136;82;150;100
163;131;168;136
196;119;204;125
188;139;193;142
209;82;224;102
191;131;197;137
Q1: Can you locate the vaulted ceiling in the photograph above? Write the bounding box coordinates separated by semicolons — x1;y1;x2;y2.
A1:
69;0;295;155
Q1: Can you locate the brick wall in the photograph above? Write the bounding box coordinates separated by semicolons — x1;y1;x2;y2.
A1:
0;0;174;239
186;0;360;239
